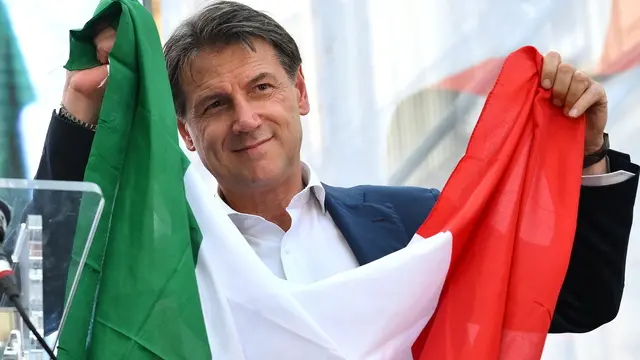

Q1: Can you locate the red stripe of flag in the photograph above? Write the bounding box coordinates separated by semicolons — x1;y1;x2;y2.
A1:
411;46;584;359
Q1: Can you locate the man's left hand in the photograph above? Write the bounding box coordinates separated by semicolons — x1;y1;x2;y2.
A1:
540;51;608;174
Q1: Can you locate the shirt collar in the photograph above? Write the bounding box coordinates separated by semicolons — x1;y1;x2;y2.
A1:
214;162;326;215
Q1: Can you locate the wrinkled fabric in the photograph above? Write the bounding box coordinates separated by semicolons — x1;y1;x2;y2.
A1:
186;160;451;359
58;1;210;359
412;46;584;359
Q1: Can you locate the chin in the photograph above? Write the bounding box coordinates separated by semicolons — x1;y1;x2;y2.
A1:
241;161;291;188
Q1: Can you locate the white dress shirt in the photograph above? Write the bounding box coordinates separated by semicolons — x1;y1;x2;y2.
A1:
214;164;359;283
215;163;633;284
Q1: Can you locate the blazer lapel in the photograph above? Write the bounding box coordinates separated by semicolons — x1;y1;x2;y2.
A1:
323;184;410;265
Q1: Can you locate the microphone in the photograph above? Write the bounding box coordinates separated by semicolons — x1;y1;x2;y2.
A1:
0;199;10;246
0;199;16;298
0;199;57;359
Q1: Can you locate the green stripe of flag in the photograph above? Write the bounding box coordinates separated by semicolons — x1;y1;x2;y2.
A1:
59;1;208;358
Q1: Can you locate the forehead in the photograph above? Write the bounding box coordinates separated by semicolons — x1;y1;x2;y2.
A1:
182;38;285;90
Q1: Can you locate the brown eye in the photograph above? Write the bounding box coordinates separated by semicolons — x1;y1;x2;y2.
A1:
256;83;272;91
208;100;222;109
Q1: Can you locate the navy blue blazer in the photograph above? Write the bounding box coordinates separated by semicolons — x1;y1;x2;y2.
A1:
323;184;438;266
18;112;640;336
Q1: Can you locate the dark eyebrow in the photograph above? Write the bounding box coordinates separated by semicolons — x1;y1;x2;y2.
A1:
193;92;228;114
191;72;276;113
247;72;274;87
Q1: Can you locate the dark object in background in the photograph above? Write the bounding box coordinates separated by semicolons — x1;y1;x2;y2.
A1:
0;0;35;179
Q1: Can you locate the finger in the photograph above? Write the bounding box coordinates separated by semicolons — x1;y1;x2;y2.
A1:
567;82;606;118
94;27;116;64
93;26;116;46
563;70;590;115
541;51;561;89
551;63;576;107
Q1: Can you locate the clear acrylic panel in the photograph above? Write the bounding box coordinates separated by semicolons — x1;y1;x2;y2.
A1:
0;179;103;359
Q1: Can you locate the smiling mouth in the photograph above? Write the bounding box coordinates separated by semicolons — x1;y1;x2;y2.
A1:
234;137;272;152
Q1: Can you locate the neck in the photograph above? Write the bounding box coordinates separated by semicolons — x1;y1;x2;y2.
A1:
220;166;304;231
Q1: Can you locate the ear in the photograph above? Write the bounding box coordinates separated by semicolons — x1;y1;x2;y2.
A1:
295;66;310;116
177;118;196;151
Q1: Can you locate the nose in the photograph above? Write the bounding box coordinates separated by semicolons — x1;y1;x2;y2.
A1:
231;97;262;133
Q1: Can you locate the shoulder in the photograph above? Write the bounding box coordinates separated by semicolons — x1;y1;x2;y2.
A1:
323;183;439;204
323;183;440;235
358;185;440;205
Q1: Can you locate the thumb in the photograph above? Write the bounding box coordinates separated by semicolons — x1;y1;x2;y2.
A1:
98;64;110;88
87;63;109;89
71;64;110;94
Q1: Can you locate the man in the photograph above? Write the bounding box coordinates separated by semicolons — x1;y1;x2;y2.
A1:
35;0;637;337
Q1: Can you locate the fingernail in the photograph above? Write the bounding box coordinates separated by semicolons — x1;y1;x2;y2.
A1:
542;79;551;89
568;108;578;117
553;99;562;107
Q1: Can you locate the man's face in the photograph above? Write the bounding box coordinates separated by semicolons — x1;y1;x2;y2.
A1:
178;39;309;191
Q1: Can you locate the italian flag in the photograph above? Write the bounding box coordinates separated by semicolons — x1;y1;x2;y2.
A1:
57;1;584;359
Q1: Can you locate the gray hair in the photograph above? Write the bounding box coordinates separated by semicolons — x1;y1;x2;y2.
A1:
163;1;303;118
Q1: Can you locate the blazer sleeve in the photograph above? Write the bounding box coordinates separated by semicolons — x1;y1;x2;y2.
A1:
550;150;639;333
35;111;95;181
32;111;95;335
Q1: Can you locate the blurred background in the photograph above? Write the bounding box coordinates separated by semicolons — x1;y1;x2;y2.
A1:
0;0;638;358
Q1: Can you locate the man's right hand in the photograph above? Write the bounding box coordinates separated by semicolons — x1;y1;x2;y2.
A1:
61;27;116;125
